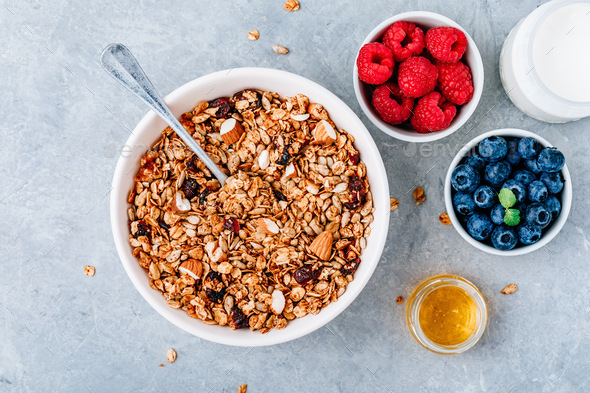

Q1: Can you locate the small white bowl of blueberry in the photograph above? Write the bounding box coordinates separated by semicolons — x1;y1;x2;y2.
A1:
444;129;572;255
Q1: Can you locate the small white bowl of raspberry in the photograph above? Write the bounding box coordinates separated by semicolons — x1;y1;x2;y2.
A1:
353;11;484;143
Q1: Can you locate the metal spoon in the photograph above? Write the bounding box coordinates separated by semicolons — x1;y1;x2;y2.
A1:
100;43;228;184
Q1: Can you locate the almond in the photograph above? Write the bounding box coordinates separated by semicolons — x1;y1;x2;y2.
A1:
290;113;310;121
257;218;279;235
172;192;191;213
309;230;333;260
313;120;337;145
179;259;203;280
501;283;518;295
258;150;270;170
270;289;286;314
220;118;244;145
282;162;297;180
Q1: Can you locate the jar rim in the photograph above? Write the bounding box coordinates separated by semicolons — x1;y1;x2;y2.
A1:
406;275;488;355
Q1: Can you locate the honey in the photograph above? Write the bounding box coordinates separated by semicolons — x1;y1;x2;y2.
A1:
418;286;477;346
406;275;487;354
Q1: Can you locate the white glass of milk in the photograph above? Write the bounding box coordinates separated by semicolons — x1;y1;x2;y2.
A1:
500;0;590;123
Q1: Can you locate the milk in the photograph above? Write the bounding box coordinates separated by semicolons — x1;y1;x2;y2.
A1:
532;3;590;103
500;0;590;123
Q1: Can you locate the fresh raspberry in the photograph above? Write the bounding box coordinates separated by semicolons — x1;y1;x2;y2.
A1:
382;21;425;62
398;56;438;98
436;61;474;105
371;83;415;125
356;43;395;85
425;27;468;63
410;92;457;133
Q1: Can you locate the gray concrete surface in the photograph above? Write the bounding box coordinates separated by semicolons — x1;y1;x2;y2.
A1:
1;0;589;392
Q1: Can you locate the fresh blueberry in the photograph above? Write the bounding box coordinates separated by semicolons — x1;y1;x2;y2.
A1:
453;192;477;216
513;170;537;186
524;158;542;174
465;153;486;172
518;137;541;159
501;179;527;204
540;172;564;194
517;223;543;245
451;164;481;193
528;180;549;203
466;212;495;241
545;195;561;220
478;136;508;162
473;185;496;209
485;161;512;187
491;225;518;251
490;204;506;225
537;147;565;173
506;139;521;166
526;203;551;228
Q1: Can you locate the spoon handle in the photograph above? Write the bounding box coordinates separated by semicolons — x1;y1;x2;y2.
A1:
100;43;228;184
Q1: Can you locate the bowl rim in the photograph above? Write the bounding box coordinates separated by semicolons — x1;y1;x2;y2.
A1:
444;128;572;256
352;11;485;143
110;67;390;346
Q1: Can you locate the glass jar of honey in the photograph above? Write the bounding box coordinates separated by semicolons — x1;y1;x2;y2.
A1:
406;275;487;354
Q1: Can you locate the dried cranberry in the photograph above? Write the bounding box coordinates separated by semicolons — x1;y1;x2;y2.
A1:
349;151;360;165
158;220;170;230
199;188;211;205
343;202;359;210
349;176;366;193
135;221;150;238
223;217;240;234
208;97;231;117
293;265;321;285
205;287;225;304
181;178;200;200
272;189;288;202
231;306;250;329
341;257;361;275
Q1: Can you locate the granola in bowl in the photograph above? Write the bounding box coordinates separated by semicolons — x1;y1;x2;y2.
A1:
127;89;374;334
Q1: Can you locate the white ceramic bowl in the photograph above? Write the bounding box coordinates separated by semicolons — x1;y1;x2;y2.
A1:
110;68;390;346
444;129;572;256
353;11;484;143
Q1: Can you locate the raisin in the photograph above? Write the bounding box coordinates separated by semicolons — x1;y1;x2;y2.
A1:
272;189;288;202
231;306;250;329
181;178;200;200
135;221;150;238
293;265;321;285
341;257;361;275
186;155;199;173
232;90;262;111
199;188;211;205
205;287;225;304
275;150;291;166
158;219;170;230
208;97;232;117
223;217;240;234
349;151;360;165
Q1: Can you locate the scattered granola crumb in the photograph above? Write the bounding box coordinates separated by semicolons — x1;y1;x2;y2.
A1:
396;296;404;304
390;197;399;211
248;29;259;41
501;284;518;295
439;212;452;225
166;348;177;363
413;186;426;205
284;0;300;11
158;364;164;368
84;265;95;277
272;45;289;54
238;384;248;393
